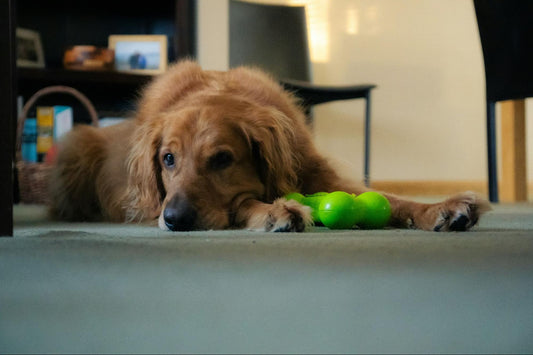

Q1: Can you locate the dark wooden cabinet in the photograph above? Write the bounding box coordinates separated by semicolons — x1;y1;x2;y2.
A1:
1;0;196;236
16;0;196;120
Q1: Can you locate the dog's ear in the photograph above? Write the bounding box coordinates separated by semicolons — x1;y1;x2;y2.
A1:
238;106;300;201
125;120;165;221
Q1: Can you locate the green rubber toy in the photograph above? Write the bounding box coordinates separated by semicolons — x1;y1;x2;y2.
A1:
317;191;361;229
285;191;391;230
355;191;392;229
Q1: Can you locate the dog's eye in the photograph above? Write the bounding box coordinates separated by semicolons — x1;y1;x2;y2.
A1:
208;151;234;170
163;153;175;168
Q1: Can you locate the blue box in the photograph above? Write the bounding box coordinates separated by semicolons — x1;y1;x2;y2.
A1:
21;118;37;163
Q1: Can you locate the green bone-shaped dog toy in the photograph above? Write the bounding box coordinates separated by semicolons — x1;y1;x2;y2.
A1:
285;191;391;229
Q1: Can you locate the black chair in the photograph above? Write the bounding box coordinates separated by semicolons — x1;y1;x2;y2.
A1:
229;0;376;186
473;0;533;202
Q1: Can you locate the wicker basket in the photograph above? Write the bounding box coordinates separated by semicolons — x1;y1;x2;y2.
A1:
16;86;99;204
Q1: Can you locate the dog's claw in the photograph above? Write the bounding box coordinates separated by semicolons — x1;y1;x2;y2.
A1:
433;223;443;232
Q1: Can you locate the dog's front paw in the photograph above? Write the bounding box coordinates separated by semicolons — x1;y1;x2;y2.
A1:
413;192;491;231
240;198;312;232
263;198;313;232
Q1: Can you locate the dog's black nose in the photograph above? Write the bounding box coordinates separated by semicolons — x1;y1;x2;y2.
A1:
163;195;197;231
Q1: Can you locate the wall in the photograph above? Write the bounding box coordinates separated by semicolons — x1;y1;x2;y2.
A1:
197;0;532;189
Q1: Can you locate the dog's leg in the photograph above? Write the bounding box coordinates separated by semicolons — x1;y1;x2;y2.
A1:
309;171;490;231
384;191;491;231
235;198;313;232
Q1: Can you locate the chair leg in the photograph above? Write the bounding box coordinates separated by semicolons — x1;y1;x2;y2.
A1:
364;91;371;187
500;99;527;202
487;100;498;202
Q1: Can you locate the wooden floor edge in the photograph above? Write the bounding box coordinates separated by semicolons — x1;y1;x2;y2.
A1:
370;180;533;199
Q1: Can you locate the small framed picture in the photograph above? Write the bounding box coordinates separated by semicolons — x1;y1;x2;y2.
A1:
108;35;168;75
16;28;45;68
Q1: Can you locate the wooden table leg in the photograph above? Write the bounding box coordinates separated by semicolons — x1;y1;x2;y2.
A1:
0;0;15;237
500;99;527;202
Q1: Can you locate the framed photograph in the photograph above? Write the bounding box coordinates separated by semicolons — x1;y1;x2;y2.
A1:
108;35;168;75
16;28;45;68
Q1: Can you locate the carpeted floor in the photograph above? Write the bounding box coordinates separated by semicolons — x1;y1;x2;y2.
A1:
1;202;533;354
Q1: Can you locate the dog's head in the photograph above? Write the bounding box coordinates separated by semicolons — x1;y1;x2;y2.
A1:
125;93;301;231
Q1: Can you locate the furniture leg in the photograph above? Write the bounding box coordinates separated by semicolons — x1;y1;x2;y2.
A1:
500;99;527;202
487;101;498;202
364;92;371;187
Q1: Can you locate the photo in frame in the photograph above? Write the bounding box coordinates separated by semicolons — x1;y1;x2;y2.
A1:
16;28;45;68
108;35;168;75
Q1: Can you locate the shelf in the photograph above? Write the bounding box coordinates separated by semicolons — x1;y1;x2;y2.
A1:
18;67;154;87
14;0;195;123
17;67;154;121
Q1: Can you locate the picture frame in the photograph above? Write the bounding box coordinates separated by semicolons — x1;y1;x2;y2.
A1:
108;35;168;75
16;28;45;68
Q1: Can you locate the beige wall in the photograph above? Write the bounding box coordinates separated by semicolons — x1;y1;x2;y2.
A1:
198;0;532;184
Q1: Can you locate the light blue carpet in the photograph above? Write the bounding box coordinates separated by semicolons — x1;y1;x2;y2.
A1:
1;203;533;354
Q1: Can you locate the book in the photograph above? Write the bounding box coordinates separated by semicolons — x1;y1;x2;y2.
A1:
36;107;54;162
53;106;73;140
36;106;73;162
21;118;37;163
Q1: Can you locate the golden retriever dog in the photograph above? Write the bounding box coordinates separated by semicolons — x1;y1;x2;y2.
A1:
49;60;490;232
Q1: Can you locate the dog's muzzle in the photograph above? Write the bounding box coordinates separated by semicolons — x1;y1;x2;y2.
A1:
162;194;197;231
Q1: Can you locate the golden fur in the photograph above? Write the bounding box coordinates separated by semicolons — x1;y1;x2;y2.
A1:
49;60;490;232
